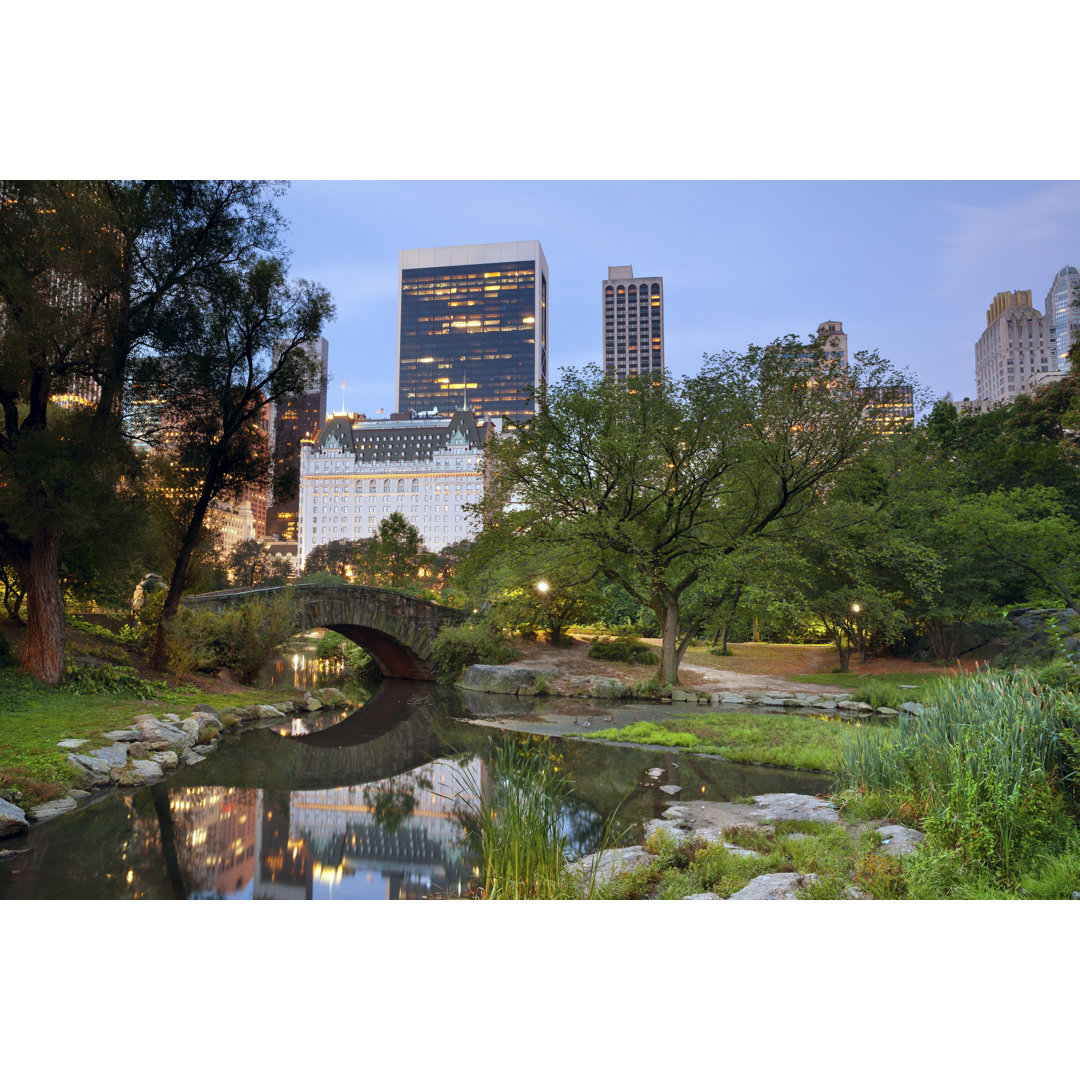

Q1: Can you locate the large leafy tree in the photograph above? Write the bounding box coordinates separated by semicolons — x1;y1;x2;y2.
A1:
144;256;334;671
0;181;286;682
479;342;910;684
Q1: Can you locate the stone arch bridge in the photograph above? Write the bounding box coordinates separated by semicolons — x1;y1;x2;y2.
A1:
181;584;468;680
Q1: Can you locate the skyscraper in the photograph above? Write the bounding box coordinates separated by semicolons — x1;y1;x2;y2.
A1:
974;291;1052;405
396;242;548;423
1043;265;1080;373
602;265;664;380
267;336;330;546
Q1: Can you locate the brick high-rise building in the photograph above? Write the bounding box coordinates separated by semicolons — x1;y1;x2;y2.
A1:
975;291;1052;405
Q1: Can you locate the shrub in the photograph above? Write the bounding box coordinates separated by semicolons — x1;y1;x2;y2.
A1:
587;635;657;665
168;595;298;683
850;678;908;712
63;663;168;698
0;635;15;669
1029;658;1080;693
430;622;518;683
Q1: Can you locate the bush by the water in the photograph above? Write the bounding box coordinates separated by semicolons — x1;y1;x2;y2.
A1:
63;662;168;698
587;635;657;666
316;630;381;680
430;622;518;682
837;671;1080;885
169;595;298;682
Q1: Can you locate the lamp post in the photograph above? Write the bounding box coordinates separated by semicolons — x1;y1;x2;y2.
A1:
536;580;549;594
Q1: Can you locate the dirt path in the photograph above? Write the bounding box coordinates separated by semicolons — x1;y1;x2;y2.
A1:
506;635;950;695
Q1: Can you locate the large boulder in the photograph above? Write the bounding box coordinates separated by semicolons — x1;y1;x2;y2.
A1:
751;794;840;823
876;824;926;857
457;665;547;696
68;753;116;786
134;715;194;751
0;797;28;838
728;872;819;900
317;687;347;706
115;760;165;787
566;846;655;888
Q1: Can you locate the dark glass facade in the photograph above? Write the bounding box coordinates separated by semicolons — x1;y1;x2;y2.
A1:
397;257;545;422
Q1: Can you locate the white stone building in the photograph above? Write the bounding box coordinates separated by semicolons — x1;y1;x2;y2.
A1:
297;409;498;569
975;290;1053;405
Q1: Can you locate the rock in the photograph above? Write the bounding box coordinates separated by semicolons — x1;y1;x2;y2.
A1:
757;697;788;707
56;738;89;749
65;789;92;800
566;845;655;887
0;789;23;804
1070;892;1080;900
134;715;194;750
180;748;206;766
303;698;323;712
843;886;872;900
271;703;295;715
658;784;682;795
837;700;873;712
671;688;692;701
150;751;179;770
257;704;287;719
318;688;346;705
644;818;693;844
897;685;917;689
191;711;223;731
899;701;923;715
876;707;899;716
67;753;114;785
728;872;819;900
682;893;722;900
588;678;624;699
85;743;130;768
0;798;29;837
817;701;837;710
0;848;27;861
193;704;220;720
27;797;78;822
723;844;760;859
457;665;548;696
752;794;840;823
661;806;685;819
127;741;147;760
720;694;748;705
116;760;165;787
102;729;141;742
180;717;202;740
646;768;665;780
877;824;926;857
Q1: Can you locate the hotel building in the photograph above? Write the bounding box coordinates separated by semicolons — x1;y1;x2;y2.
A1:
396;242;548;423
297;409;498;568
1043;265;1080;374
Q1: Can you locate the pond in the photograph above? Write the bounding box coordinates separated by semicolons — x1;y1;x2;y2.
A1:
0;681;830;900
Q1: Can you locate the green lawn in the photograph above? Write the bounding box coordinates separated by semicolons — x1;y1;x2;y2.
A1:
790;671;950;699
0;671;305;803
580;710;887;772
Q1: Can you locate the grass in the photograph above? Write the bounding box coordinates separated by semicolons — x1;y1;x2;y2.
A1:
835;670;1080;887
598;819;875;900
791;671;948;696
456;736;616;899
0;668;304;805
580;711;883;772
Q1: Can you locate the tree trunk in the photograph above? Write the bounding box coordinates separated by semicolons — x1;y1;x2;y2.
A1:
720;622;730;653
150;487;216;672
656;595;681;685
20;531;66;683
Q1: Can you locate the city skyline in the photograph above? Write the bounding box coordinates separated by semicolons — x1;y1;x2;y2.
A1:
278;181;1080;417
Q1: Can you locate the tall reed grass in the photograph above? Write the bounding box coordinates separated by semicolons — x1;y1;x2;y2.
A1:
458;738;611;899
836;670;1079;881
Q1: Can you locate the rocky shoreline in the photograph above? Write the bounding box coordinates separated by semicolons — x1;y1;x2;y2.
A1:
455;662;921;717
0;687;350;839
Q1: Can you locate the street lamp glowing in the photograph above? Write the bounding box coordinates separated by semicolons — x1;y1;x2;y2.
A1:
536;580;549;593
851;603;861;613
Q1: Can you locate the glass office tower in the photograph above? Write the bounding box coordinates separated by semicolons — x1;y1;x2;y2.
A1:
396;242;548;423
1044;265;1080;372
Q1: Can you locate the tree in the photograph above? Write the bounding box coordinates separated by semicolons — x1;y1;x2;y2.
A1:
479;343;910;684
304;539;361;579
227;540;293;590
0;181;287;682
145;256;333;670
373;512;430;591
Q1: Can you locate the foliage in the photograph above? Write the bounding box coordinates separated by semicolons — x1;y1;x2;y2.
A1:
429;621;519;683
836;671;1080;882
586;635;657;665
226;540;294;589
458;738;611;899
476;344;912;685
168;594;298;683
62;663;169;697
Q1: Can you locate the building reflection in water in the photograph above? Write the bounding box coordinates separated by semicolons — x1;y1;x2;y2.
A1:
156;757;489;899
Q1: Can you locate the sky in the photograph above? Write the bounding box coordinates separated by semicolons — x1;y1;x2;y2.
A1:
276;180;1080;417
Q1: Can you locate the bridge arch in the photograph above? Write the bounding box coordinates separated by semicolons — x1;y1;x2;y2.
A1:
181;584;468;681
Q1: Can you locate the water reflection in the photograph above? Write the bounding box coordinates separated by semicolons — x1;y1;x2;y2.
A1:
0;683;828;901
260;637;351;692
